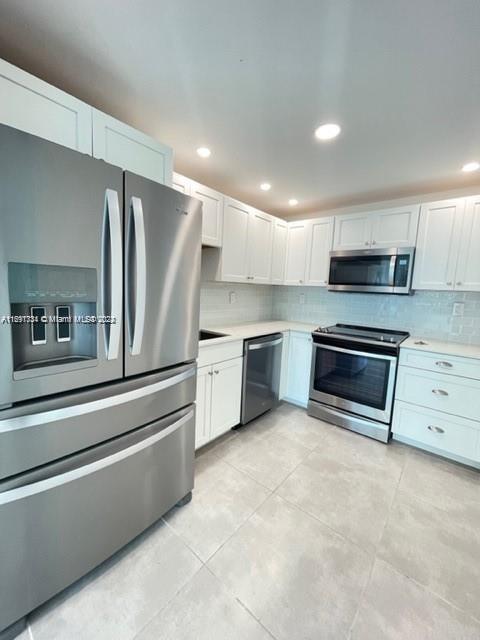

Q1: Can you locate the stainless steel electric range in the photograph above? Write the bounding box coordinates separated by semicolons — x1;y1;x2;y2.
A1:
307;324;410;442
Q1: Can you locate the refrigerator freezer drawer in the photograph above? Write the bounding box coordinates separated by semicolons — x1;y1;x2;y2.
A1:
0;405;195;633
0;363;196;480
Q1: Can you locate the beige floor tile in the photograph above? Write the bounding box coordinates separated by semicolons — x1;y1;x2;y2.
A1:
135;567;272;640
29;522;202;640
164;456;270;561
351;559;480;640
378;491;480;618
208;494;372;640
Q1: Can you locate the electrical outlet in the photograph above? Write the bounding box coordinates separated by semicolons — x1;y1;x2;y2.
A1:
229;291;237;304
299;293;305;304
453;302;464;317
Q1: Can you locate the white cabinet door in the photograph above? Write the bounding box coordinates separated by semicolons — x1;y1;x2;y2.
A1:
284;332;312;408
195;365;212;450
92;109;173;185
413;199;465;290
191;181;224;248
333;212;372;250
305;217;334;286
455;196;480;292
172;171;191;195
210;357;243;438
0;58;92;153
248;209;273;283
271;219;288;284
371;205;420;248
284;222;308;285
221;198;251;283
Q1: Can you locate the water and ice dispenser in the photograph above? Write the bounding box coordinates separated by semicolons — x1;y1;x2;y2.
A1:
8;262;98;378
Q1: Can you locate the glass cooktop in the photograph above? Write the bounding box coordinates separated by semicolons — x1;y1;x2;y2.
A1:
314;324;409;346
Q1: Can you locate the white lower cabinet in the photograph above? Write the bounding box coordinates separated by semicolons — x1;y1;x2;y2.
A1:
195;354;243;449
0;58;92;153
92;109;173;185
210;358;243;439
393;347;480;467
283;331;312;408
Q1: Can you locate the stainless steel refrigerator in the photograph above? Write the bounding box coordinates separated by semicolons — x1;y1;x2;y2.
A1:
0;124;202;637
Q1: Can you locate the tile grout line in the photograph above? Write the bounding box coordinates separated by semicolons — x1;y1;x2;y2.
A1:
346;454;408;638
131;562;206;640
202;565;278;640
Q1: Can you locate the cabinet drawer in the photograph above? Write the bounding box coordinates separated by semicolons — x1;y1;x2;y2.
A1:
396;367;480;421
393;400;479;462
400;349;480;380
198;340;243;367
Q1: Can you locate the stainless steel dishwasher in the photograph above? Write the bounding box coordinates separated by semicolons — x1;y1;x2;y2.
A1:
240;333;283;425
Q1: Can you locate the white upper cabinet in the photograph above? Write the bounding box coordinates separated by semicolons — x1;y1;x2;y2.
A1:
334;205;420;250
413;199;465;290
333;212;371;250
305;217;334;286
248;209;273;283
284;221;309;285
190;181;224;247
172;173;224;247
271;219;288;284
172;171;191;195
92;109;173;185
0;58;92;153
370;205;420;248
221;198;251;282
455;196;480;292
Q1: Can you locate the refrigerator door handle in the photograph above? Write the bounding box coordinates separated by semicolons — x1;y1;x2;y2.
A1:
0;366;195;434
127;197;147;356
102;189;123;360
0;408;194;505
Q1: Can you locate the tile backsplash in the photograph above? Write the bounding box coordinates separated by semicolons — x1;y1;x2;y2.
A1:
200;283;274;327
273;288;480;344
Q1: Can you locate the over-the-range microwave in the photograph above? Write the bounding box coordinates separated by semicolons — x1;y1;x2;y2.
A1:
328;247;415;294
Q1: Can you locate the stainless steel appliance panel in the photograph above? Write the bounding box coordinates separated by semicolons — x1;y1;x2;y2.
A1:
124;173;202;377
0;363;196;480
307;400;390;443
0;125;124;407
328;247;415;294
0;405;195;633
241;333;283;424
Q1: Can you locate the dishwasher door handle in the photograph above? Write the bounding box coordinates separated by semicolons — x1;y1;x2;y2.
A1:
247;337;283;351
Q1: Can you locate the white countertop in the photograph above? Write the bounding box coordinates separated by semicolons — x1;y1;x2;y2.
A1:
199;320;317;347
402;336;480;360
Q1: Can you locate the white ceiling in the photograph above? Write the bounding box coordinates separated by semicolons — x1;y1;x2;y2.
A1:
0;0;480;216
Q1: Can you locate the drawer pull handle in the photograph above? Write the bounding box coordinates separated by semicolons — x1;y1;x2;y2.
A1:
432;389;449;396
428;425;445;434
214;370;219;375
435;361;453;368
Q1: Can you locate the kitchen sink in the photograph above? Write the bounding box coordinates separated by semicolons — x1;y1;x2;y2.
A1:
199;329;229;341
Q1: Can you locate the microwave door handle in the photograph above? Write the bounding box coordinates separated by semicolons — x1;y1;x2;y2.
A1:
102;189;122;360
388;255;396;287
128;197;147;356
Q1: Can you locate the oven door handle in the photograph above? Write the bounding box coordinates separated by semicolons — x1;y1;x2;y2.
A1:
312;341;397;362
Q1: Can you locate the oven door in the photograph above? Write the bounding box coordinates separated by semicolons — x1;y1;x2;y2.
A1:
309;343;397;423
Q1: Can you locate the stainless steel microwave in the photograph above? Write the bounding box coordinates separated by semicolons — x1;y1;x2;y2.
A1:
328;247;415;294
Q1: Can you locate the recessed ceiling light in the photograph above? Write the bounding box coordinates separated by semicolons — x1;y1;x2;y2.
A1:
260;182;271;191
288;198;299;206
462;161;480;173
196;147;211;158
314;123;341;141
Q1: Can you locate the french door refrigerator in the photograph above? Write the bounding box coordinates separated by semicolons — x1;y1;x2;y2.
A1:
0;124;202;637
